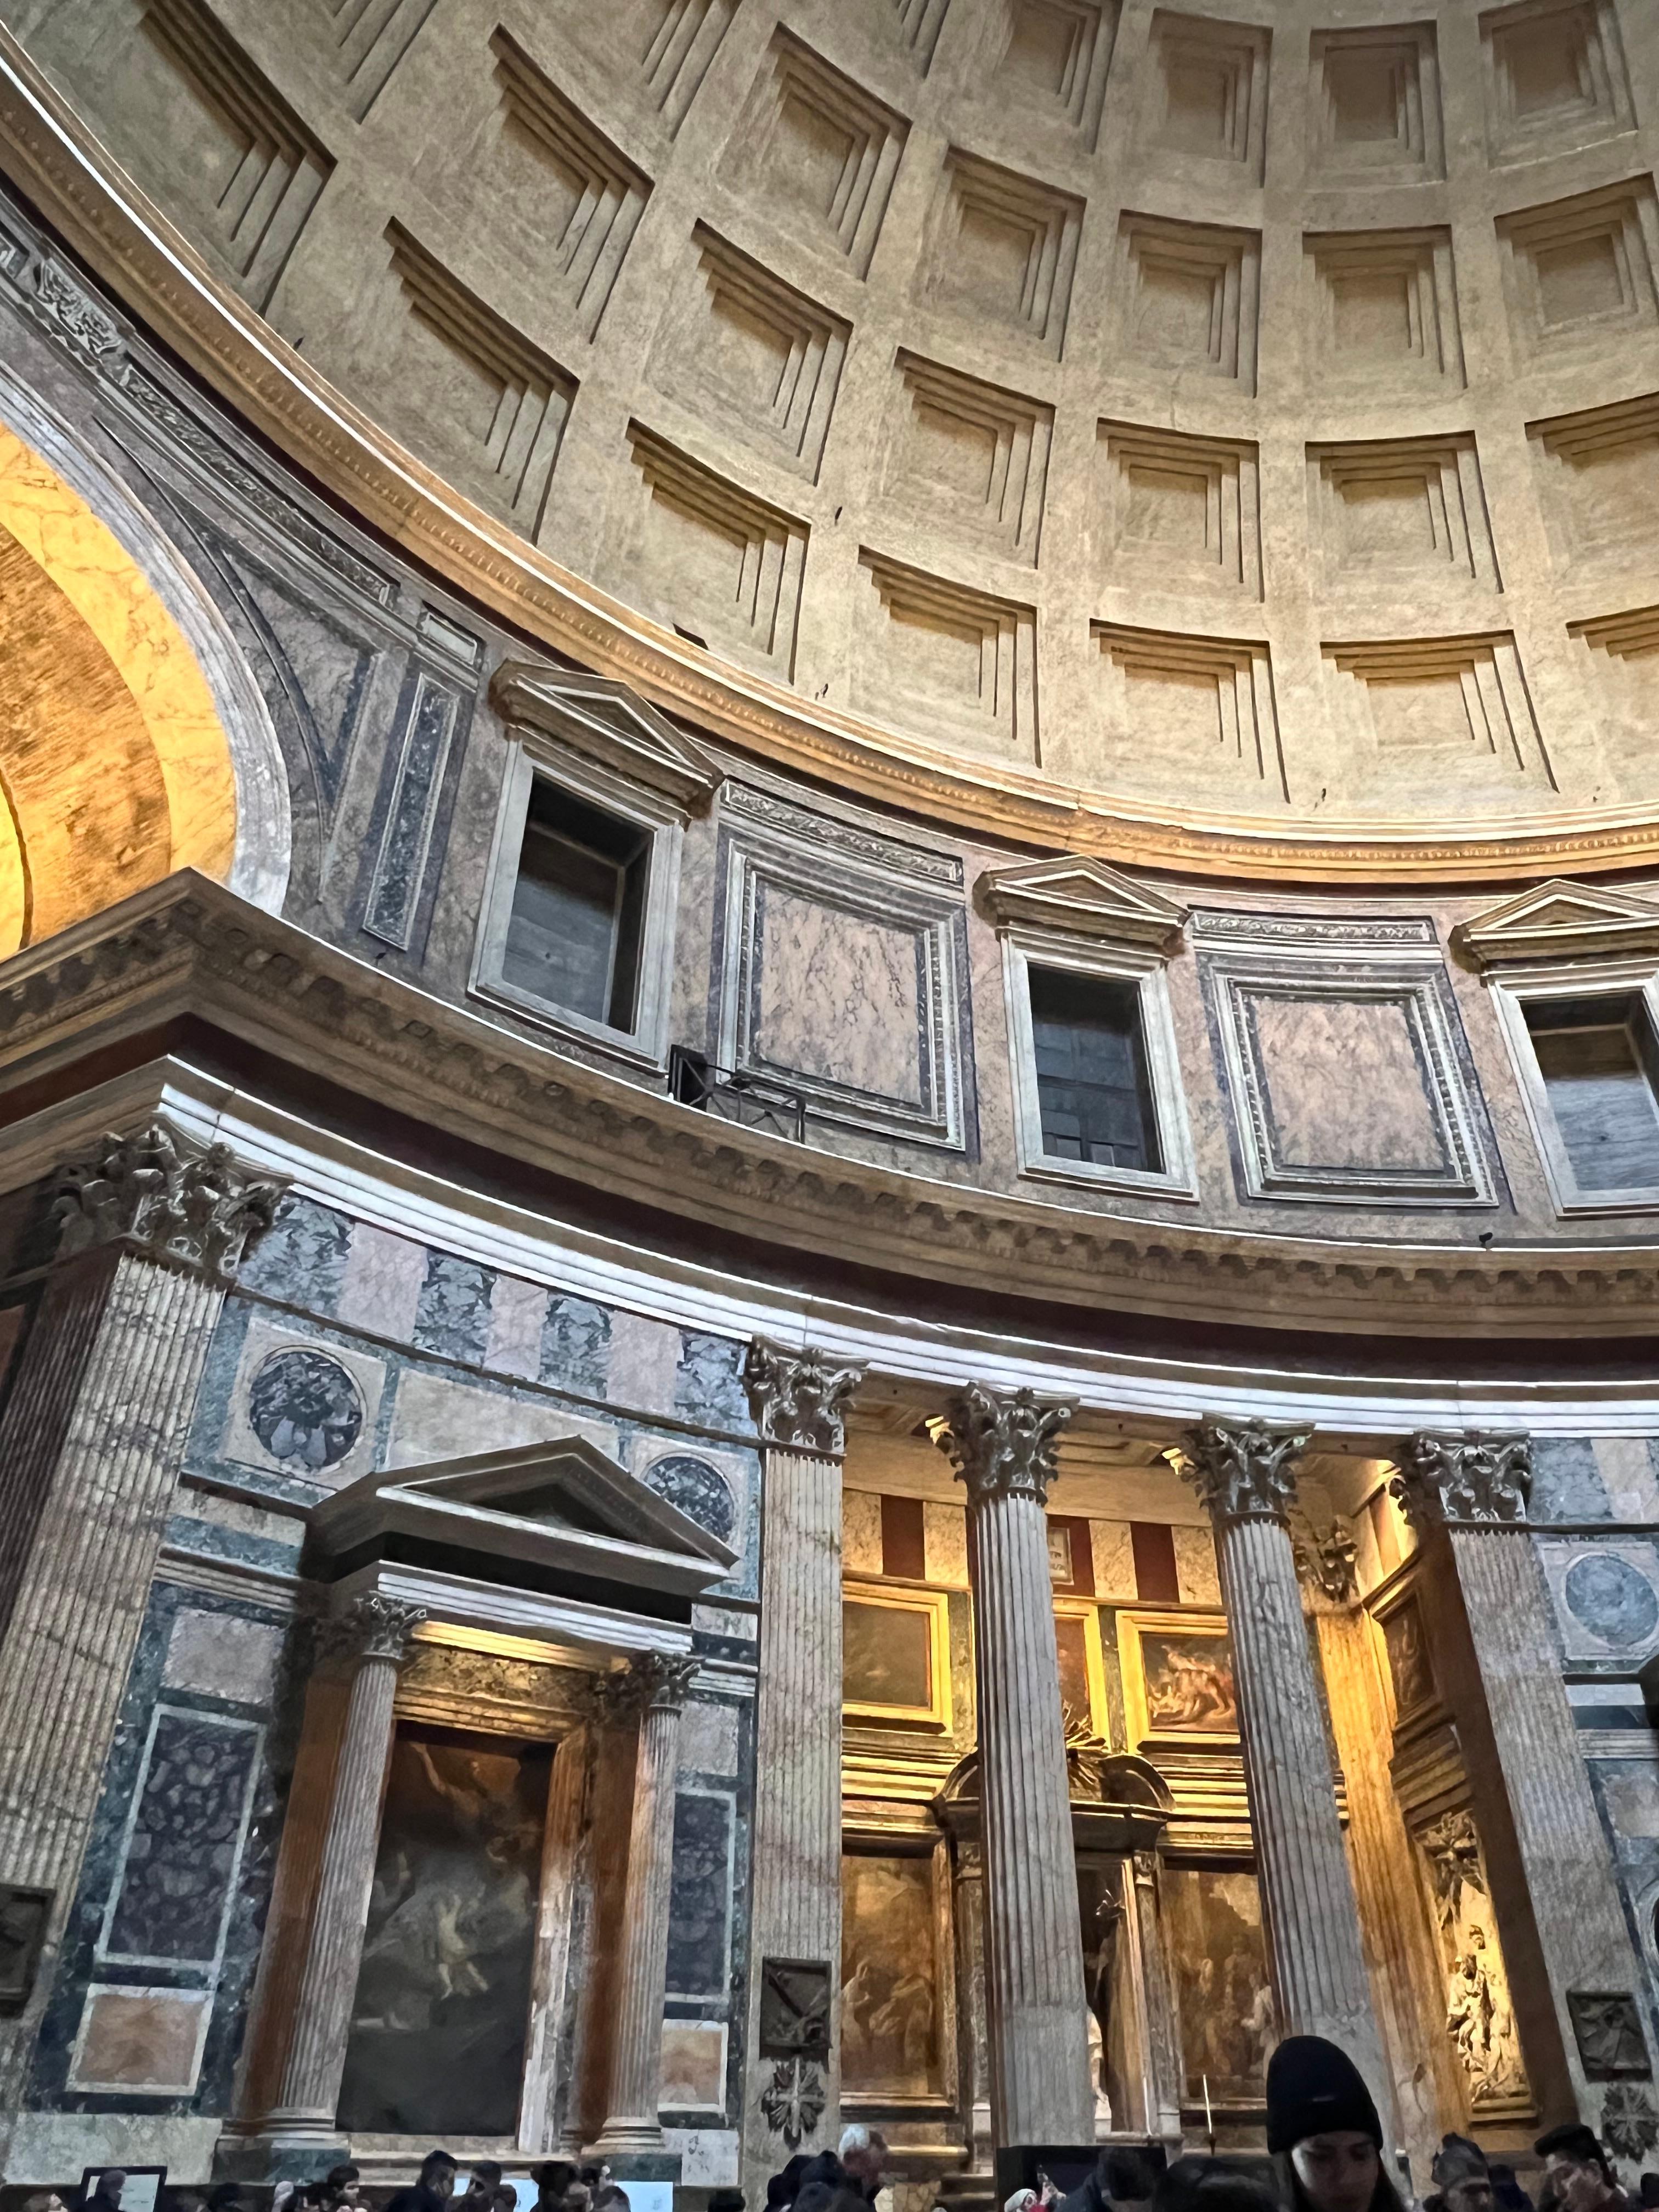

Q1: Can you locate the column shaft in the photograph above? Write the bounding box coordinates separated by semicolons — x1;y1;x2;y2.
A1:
267;1638;405;2129
1125;1853;1183;2145
973;1485;1095;2146
520;1723;594;2152
594;1688;686;2152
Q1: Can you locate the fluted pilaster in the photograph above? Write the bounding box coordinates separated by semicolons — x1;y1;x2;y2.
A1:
740;1341;863;2190
939;1383;1093;2149
266;1594;425;2133
593;1653;698;2154
0;1123;284;2133
1397;1434;1656;2119
1181;1418;1390;2118
518;1720;594;2152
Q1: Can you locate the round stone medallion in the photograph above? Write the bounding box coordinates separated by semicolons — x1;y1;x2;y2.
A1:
248;1347;365;1471
1563;1553;1659;1649
644;1453;736;1542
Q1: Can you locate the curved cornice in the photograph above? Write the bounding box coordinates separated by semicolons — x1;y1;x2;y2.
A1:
4;30;1659;889
10;871;1659;1340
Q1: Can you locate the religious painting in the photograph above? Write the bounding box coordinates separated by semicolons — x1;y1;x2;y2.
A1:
1054;1601;1106;1738
1047;1520;1075;1586
337;1724;550;2137
1118;1611;1238;1747
1162;1864;1274;2108
843;1587;951;1730
840;1852;944;2103
1381;1594;1436;1722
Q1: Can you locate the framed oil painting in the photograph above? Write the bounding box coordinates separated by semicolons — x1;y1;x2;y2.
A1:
1162;1863;1274;2109
1117;1610;1238;1748
840;1850;946;2108
843;1584;952;1730
1054;1599;1108;1738
337;1723;551;2137
1378;1590;1436;1724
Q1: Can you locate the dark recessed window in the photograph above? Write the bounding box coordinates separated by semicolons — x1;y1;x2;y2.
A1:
1028;964;1161;1173
1525;992;1659;1192
501;778;648;1032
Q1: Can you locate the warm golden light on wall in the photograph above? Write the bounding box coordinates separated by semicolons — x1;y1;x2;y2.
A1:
0;421;237;954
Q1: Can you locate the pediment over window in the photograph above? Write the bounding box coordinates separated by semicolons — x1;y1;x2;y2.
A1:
1455;877;1659;969
312;1434;738;1595
979;854;1189;953
490;663;721;814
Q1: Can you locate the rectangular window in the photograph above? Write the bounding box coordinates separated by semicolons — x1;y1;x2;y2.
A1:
1028;964;1162;1172
502;778;649;1032
1524;992;1659;1192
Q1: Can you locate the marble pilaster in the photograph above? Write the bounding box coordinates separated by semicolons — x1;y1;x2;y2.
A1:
1180;1418;1391;2122
1396;1433;1657;2126
591;1654;698;2158
951;1839;993;2171
1122;1851;1183;2146
740;1341;864;2196
0;1124;284;2141
259;1594;425;2146
518;1720;595;2152
937;1383;1094;2149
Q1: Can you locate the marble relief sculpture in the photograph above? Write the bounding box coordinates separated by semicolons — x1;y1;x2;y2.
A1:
1420;1811;1530;2113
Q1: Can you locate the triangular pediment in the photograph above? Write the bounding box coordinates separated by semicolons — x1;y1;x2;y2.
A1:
980;854;1189;951
1455;877;1659;968
490;663;721;814
312;1435;737;1593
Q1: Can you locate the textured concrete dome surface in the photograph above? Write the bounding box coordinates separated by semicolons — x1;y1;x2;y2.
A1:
7;0;1659;878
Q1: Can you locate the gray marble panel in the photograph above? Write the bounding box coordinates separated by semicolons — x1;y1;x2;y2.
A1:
1533;1437;1613;1522
666;1788;735;2000
102;1709;262;1968
540;1293;612;1397
674;1333;753;1430
365;669;458;948
414;1250;494;1364
235;1195;352;1310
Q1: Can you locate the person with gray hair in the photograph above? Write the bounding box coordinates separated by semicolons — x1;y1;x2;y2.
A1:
838;2128;889;2205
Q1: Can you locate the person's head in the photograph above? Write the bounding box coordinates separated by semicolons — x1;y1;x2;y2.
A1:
533;2169;575;2208
421;2155;459;2199
767;2156;811;2211
838;2128;889;2192
207;2188;247;2212
1536;2128;1617;2212
1639;2177;1659;2212
1267;2038;1390;2212
1155;2159;1282;2212
1432;2138;1492;2212
1005;2193;1038;2212
490;2190;517;2212
98;2175;129;2205
468;2170;504;2199
1104;2152;1159;2211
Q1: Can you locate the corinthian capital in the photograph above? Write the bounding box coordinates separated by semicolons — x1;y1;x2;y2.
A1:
578;1651;698;1725
743;1339;865;1452
53;1120;287;1275
1180;1415;1310;1524
1392;1432;1531;1529
321;1592;427;1665
935;1381;1073;1509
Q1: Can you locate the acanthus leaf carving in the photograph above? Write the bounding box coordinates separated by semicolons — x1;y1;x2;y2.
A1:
743;1339;865;1452
935;1380;1073;1509
1178;1415;1310;1524
1393;1432;1532;1528
52;1120;287;1276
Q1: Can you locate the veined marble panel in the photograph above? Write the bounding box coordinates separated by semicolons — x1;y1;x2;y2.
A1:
219;1317;386;1488
845;1490;884;1576
923;1499;969;1588
1172;1524;1222;1606
1088;1518;1137;1600
161;1608;282;1705
385;1369;617;1466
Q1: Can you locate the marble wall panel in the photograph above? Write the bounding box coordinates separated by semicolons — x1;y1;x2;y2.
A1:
386;1369;617;1466
161;1610;282;1706
100;1709;262;1968
1172;1523;1222;1606
634;1442;743;1550
663;2121;740;2182
337;1220;427;1341
845;1490;884;1577
606;1308;683;1413
662;2019;729;2111
413;1249;493;1363
681;1699;742;1779
675;1331;755;1429
1594;1439;1659;1522
219;1317;386;1489
1088;1519;1138;1600
1533;1436;1614;1520
541;1293;612;1396
68;1986;211;2096
236;1195;352;1312
1540;1537;1659;1663
665;1788;735;1999
922;1498;969;1587
486;1274;550;1380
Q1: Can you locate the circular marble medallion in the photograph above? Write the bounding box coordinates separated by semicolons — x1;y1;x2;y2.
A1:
643;1453;736;1542
249;1347;365;1471
1564;1553;1659;1648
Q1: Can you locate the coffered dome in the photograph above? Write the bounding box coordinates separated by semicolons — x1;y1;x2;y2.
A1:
10;0;1659;878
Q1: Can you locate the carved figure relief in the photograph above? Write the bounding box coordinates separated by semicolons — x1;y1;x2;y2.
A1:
1419;1809;1530;2114
1569;1991;1652;2080
758;1956;831;2058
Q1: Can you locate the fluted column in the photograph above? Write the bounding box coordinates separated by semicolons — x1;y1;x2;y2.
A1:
264;1593;425;2137
592;1653;698;2155
937;1383;1094;2149
1396;1434;1657;2124
1124;1850;1183;2146
740;1341;864;2196
1181;1418;1391;2121
518;1718;595;2152
0;1122;284;2135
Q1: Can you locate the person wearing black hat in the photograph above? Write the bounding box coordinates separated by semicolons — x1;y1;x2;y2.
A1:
1427;2135;1495;2212
1266;2036;1405;2212
1535;2125;1629;2212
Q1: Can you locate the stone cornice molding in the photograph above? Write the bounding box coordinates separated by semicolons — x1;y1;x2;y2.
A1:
6;32;1659;886
18;877;1659;1336
321;1592;427;1666
52;1116;286;1275
1179;1415;1311;1524
936;1381;1074;1509
743;1339;865;1454
979;855;1190;952
1392;1432;1533;1528
1455;879;1659;971
490;663;721;816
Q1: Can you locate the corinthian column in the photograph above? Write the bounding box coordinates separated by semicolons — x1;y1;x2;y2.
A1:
1180;1419;1390;2114
937;1383;1094;2149
262;1593;426;2142
739;1342;864;2196
1396;1434;1656;2123
592;1652;698;2157
0;1121;284;2131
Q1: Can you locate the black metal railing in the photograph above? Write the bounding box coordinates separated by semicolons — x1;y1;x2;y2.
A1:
668;1047;808;1144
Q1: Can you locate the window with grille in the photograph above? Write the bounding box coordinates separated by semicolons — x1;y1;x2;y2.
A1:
501;777;650;1033
1525;991;1659;1194
1028;963;1162;1173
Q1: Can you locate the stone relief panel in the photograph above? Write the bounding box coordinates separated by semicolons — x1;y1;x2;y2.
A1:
1415;1808;1532;2119
1540;1539;1659;1663
714;789;970;1149
1198;928;1495;1207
